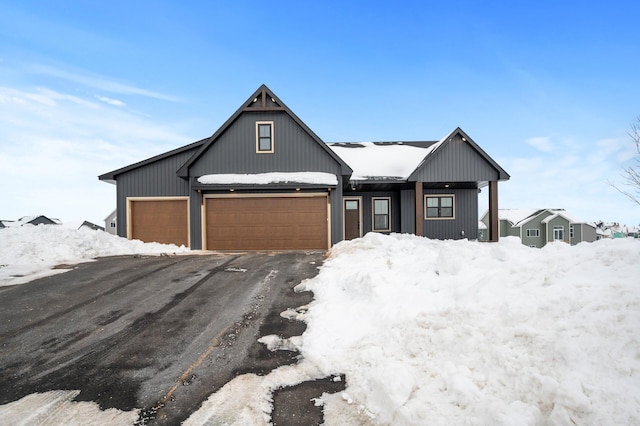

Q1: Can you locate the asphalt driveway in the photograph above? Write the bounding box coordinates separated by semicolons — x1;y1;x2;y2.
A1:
0;251;327;425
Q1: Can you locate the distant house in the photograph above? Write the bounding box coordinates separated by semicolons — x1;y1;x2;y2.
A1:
595;222;639;239
479;208;597;248
99;84;510;250
1;215;62;228
104;209;117;235
79;221;105;232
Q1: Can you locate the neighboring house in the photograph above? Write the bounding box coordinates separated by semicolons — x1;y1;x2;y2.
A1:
99;85;510;250
596;222;639;239
104;209;117;235
1;215;62;227
79;221;105;232
480;208;597;248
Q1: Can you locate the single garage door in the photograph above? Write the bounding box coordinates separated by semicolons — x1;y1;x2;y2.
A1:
128;198;189;247
205;195;328;250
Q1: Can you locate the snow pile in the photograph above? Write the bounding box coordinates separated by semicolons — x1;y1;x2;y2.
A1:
0;390;137;426
197;172;338;186
295;233;640;425
0;225;190;286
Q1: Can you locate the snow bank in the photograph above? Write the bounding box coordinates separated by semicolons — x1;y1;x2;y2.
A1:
296;234;640;425
197;172;338;186
0;225;190;286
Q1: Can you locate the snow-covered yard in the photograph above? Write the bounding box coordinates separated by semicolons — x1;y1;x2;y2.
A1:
1;226;639;425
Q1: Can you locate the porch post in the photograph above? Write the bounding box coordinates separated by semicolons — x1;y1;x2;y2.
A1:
489;180;499;242
415;181;423;237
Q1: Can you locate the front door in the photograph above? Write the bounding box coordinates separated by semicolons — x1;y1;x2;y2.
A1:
344;198;361;240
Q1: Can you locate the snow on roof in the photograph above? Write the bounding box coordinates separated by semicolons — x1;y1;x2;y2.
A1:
197;172;338;186
498;209;541;226
541;210;584;224
328;143;434;181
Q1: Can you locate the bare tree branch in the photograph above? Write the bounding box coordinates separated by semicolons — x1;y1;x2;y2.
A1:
611;116;640;206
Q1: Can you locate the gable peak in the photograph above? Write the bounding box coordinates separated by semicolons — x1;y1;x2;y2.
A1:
243;85;283;110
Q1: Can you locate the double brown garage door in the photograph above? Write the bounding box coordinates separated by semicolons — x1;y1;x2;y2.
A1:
205;195;328;250
128;195;328;251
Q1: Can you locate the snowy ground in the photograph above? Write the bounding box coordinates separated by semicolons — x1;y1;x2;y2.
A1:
1;226;639;425
0;224;190;286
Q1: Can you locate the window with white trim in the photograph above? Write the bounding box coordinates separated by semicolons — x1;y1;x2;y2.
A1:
553;226;564;240
424;195;454;219
526;229;540;237
372;197;391;232
570;225;574;238
256;121;274;153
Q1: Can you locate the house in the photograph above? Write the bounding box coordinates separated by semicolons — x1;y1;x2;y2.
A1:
104;209;117;235
595;222;639;239
1;215;62;228
79;221;105;232
479;208;597;248
99;85;509;250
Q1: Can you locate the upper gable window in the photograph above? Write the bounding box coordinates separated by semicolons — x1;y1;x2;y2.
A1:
256;121;274;153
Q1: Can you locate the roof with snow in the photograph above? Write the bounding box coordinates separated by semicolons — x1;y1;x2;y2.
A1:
497;208;588;227
328;142;438;181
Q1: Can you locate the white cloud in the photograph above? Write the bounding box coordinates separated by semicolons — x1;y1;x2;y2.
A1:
97;96;125;107
526;136;554;152
496;135;640;226
25;64;182;102
0;86;193;225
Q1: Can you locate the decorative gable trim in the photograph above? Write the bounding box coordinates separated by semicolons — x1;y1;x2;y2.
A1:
408;127;510;182
176;84;352;178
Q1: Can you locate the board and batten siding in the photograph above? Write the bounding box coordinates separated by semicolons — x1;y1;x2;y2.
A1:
189;112;342;177
412;134;499;183
400;189;416;234
422;188;478;240
115;148;197;238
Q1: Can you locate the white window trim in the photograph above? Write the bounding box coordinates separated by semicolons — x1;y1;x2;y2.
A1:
256;121;274;153
553;225;565;240
371;197;391;232
424;194;455;220
526;229;540;237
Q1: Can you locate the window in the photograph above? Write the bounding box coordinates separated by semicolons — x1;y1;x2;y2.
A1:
110;222;116;228
372;197;391;231
256;121;274;153
526;229;540;237
553;226;564;240
570;225;574;238
424;195;454;219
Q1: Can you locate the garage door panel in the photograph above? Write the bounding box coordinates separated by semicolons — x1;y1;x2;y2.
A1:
205;196;328;250
130;199;189;247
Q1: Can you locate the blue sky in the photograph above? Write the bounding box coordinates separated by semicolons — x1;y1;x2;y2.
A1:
1;1;639;228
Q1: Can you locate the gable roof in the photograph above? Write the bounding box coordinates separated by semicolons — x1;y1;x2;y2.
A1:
408;127;510;181
98;137;207;183
176;84;352;178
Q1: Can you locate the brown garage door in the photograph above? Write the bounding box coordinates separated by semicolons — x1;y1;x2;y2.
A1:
205;196;328;250
129;199;189;247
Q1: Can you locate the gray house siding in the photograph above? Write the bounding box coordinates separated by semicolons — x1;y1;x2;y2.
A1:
346;191;402;234
400;189;416;234
114;148;197;237
411;134;499;183
580;224;597;243
187;110;344;248
422;188;477;240
190;112;342;177
521;223;545;247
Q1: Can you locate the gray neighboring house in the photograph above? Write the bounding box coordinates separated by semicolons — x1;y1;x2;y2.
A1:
479;208;597;248
104;209;117;235
1;215;62;227
99;85;510;250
